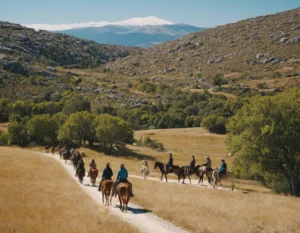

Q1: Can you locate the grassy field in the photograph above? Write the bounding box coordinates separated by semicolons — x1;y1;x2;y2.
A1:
132;177;300;233
0;147;138;233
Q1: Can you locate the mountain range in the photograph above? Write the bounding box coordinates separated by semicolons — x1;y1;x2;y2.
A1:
24;17;207;47
58;24;206;47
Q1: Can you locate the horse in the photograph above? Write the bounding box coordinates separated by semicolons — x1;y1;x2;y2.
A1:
179;165;201;184
59;148;65;159
50;147;55;156
45;146;50;153
90;168;98;187
113;182;132;212
140;165;149;179
196;165;213;185
212;170;235;191
154;161;181;182
77;167;85;184
101;179;114;206
63;151;71;164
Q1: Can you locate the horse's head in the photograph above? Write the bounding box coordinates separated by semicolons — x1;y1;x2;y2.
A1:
154;161;158;169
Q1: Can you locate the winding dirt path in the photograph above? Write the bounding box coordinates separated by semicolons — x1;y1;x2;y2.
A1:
41;152;189;233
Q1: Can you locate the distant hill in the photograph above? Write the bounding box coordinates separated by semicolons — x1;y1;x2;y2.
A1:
106;8;300;87
58;24;207;47
0;21;140;69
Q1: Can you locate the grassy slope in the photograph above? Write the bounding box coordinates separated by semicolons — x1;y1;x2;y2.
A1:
0;147;138;233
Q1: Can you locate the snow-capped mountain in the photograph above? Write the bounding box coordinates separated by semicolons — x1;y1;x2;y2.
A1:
24;16;174;31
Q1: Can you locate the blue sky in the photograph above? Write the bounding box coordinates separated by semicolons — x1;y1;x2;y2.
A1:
1;0;299;27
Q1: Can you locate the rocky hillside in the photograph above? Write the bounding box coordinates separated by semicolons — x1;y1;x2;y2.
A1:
106;8;300;86
0;21;140;69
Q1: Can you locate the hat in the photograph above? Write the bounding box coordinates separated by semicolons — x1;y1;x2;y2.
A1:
221;159;225;162
106;162;110;166
206;156;209;159
120;164;125;167
169;153;172;156
192;155;195;157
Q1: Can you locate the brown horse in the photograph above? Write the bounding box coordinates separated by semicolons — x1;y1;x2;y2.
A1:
77;167;85;184
212;170;235;191
90;168;98;187
196;165;213;185
101;180;114;206
113;182;131;212
50;147;55;156
45;146;50;153
179;165;201;184
72;153;81;170
154;161;181;182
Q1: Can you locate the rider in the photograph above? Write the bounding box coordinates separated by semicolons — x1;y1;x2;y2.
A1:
76;158;85;177
218;159;227;180
202;156;212;171
189;155;196;173
166;153;173;172
87;159;97;177
142;158;148;167
98;162;113;191
112;164;134;197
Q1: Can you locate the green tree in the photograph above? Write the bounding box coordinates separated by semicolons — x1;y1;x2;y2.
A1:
93;114;133;150
201;115;227;134
7;116;30;146
0;98;12;122
227;88;300;196
27;114;58;145
58;111;95;146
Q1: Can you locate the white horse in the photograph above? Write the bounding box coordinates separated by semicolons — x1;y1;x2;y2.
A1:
140;165;149;179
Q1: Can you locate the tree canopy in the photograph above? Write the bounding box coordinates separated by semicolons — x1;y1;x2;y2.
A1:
227;88;300;196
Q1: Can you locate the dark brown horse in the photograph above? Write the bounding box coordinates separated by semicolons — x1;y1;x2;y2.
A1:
196;165;213;185
77;167;85;184
90;168;98;187
179;165;201;184
113;182;131;212
154;161;181;182
101;179;114;206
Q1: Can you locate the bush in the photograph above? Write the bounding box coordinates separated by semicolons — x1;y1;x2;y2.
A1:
0;131;8;145
201;115;227;134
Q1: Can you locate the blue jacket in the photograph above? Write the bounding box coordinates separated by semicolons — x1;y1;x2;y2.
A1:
117;167;128;180
219;162;227;171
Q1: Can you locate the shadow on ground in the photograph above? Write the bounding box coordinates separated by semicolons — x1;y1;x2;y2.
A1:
114;205;152;214
85;145;156;161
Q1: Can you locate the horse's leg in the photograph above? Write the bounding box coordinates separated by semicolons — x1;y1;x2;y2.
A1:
161;172;163;181
118;195;122;211
165;173;168;182
182;174;185;184
188;175;191;184
178;174;180;183
102;189;105;204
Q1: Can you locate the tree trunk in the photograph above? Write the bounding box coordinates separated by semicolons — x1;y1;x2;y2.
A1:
290;176;300;196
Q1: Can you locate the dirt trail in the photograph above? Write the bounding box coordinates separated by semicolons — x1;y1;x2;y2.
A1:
41;152;189;233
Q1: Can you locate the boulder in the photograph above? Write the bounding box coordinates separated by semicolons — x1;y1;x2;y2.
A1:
279;37;288;43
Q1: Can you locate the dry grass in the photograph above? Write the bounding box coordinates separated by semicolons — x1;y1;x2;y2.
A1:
0;122;8;132
0;147;138;233
132;177;300;233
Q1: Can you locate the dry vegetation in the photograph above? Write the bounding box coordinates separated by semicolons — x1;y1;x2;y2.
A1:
132;178;300;233
0;147;138;233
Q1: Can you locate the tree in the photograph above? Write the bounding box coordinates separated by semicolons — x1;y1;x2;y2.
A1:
0;98;11;122
58;111;95;146
27;114;58;145
93;114;133;150
201;115;227;134
7;116;30;146
227;88;300;196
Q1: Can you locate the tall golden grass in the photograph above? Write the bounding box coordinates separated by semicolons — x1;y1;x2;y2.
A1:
131;177;300;233
0;147;138;233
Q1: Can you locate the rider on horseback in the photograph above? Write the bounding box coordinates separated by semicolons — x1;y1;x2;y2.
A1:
98;162;113;191
112;164;134;197
87;159;97;177
189;155;196;173
218;159;227;180
142;158;148;167
202;156;212;171
166;153;173;172
76;158;85;176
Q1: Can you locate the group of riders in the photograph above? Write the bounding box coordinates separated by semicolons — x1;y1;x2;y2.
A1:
53;144;227;195
165;152;227;179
